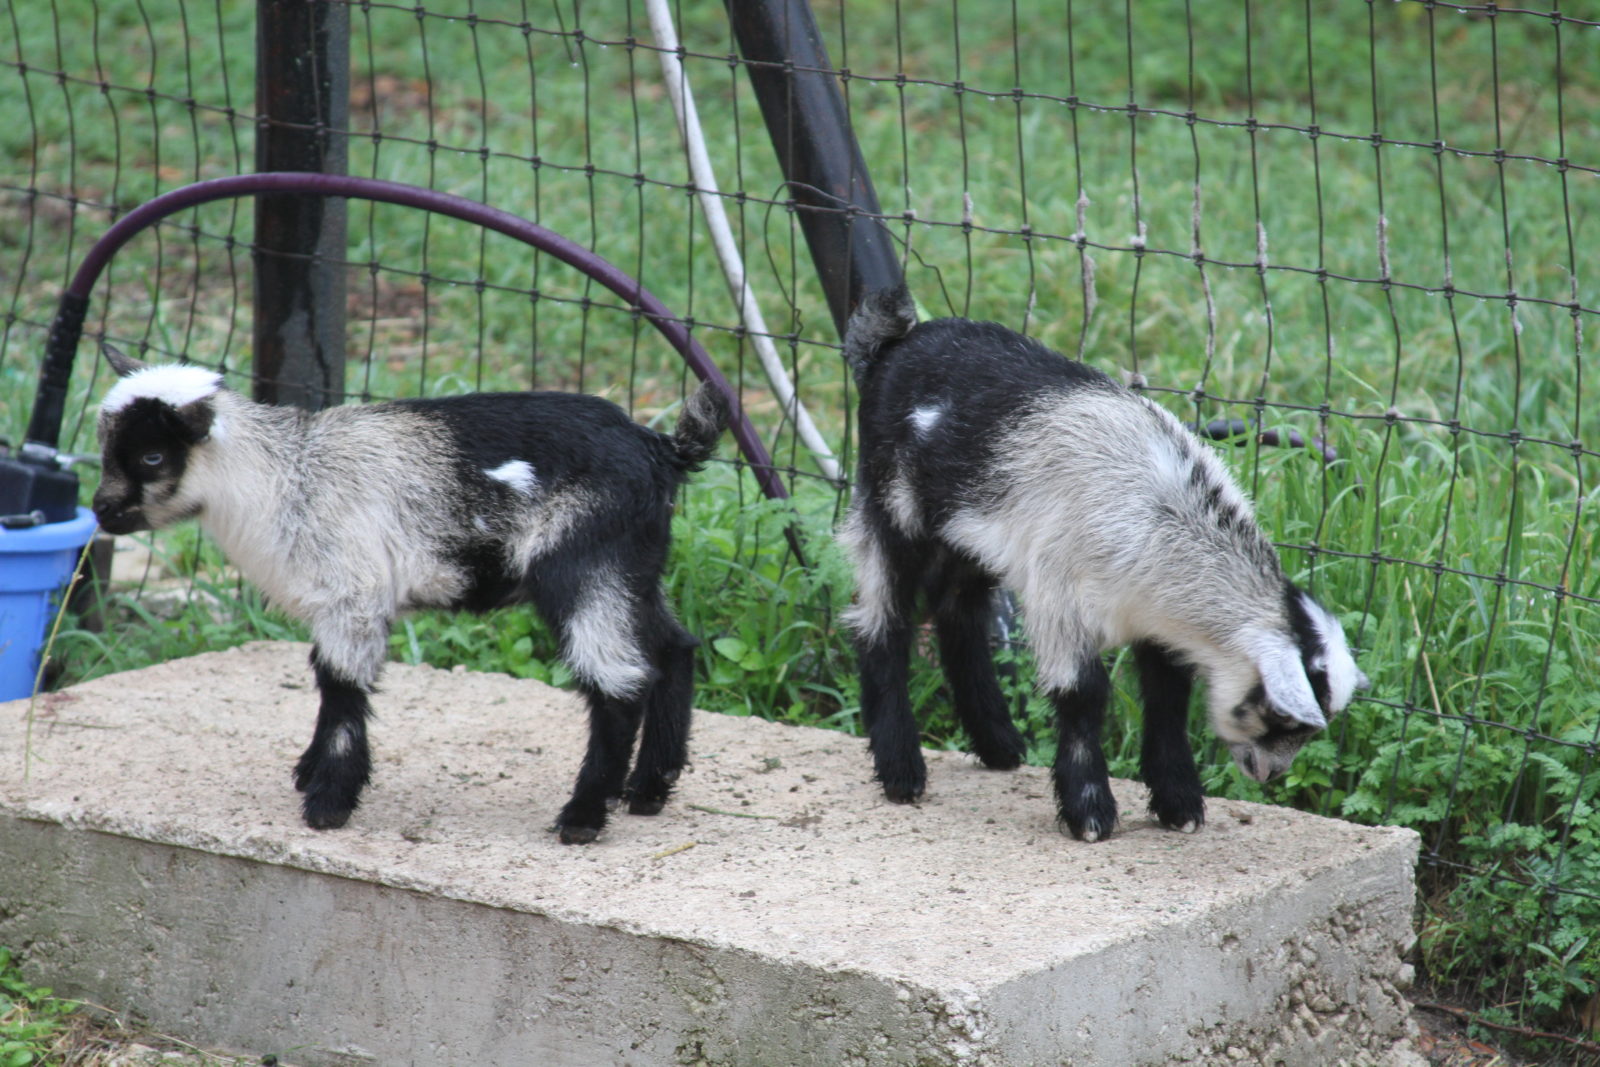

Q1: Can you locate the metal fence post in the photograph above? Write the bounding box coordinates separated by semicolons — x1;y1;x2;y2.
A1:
726;0;902;336
253;0;350;409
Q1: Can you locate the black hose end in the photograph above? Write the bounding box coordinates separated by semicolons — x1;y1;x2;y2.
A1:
26;291;93;449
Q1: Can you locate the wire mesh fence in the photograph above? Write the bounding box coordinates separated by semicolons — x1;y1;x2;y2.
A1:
3;0;1597;1047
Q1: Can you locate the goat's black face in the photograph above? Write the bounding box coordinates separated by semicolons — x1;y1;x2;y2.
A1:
93;398;208;534
1225;683;1320;782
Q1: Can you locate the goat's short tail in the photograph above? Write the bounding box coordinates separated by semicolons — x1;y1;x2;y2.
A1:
671;381;731;470
843;282;918;380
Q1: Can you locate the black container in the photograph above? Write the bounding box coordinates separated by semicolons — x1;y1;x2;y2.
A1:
0;447;79;525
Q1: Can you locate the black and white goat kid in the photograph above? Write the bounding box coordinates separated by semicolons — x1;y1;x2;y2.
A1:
92;346;728;844
840;285;1367;842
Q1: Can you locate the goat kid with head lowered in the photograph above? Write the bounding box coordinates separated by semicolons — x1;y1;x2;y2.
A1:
92;345;728;844
840;284;1368;842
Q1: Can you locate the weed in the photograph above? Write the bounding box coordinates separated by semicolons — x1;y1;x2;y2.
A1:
0;947;76;1067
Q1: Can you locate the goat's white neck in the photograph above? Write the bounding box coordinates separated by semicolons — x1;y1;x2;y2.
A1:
186;398;316;613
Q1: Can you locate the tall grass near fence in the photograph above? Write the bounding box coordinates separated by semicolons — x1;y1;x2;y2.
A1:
3;0;1598;1048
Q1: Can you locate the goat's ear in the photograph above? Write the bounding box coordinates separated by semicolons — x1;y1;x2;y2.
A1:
171;400;215;444
103;343;149;378
1257;640;1327;730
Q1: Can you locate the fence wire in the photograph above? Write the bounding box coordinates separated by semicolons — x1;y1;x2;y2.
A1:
2;0;1597;1044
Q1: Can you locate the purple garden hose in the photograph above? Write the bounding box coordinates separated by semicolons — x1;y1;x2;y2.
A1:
1193;419;1341;466
30;172;787;501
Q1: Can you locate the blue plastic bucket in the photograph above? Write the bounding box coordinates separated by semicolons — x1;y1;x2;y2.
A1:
0;507;97;701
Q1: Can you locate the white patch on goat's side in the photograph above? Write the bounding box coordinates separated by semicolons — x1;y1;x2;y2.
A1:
473;515;490;534
563;569;650;698
329;722;355;758
838;506;896;643
882;471;923;537
101;364;224;416
486;459;538;497
909;405;945;437
502;486;595;574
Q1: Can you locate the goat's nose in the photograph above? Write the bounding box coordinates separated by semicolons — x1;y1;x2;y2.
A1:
90;493;143;534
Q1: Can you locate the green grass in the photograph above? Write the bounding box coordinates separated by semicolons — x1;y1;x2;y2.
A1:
6;0;1600;1049
0;947;76;1067
0;944;274;1064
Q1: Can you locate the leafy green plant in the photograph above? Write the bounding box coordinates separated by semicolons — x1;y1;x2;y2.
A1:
0;947;76;1067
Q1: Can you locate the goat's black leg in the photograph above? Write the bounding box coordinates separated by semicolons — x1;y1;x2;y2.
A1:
295;650;374;830
1048;657;1119;842
625;613;697;816
557;684;646;844
1133;641;1206;832
527;562;657;843
842;511;930;802
932;570;1026;771
858;617;925;802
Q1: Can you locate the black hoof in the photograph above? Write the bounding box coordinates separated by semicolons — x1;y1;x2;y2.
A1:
1059;812;1117;843
1149;792;1206;835
627;795;667;816
874;750;927;804
970;725;1027;771
880;780;925;804
974;745;1024;771
302;794;355;830
1058;781;1119;843
293;755;318;793
295;752;367;829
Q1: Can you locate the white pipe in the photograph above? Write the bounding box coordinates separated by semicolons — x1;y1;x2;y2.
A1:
646;0;844;485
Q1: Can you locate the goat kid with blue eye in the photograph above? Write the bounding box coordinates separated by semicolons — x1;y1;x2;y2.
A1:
92;344;729;844
839;284;1369;842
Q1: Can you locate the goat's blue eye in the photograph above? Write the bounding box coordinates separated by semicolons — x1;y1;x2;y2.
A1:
140;452;164;467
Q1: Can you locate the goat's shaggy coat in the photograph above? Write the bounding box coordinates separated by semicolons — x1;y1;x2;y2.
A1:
840;285;1366;841
93;347;728;843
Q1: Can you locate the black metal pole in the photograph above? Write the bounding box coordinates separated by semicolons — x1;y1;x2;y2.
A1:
254;0;350;410
726;0;902;336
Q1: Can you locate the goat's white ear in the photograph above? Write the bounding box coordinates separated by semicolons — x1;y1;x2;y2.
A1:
1257;641;1327;730
103;344;148;378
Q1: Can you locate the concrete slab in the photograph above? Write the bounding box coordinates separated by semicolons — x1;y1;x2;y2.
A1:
1;642;1421;1066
